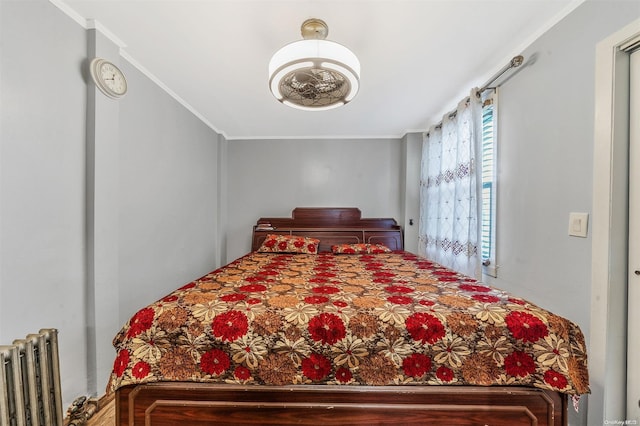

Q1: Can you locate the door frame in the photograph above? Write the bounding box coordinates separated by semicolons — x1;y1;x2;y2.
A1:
591;18;640;425
628;48;640;423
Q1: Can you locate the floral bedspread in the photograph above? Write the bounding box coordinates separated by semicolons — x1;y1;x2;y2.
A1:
108;251;589;395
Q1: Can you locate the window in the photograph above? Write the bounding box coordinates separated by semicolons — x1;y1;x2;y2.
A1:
481;93;497;277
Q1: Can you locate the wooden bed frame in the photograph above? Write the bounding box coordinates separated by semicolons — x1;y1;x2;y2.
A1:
251;207;404;252
115;207;568;425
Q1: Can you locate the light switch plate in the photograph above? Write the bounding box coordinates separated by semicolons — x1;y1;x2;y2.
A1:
568;212;589;237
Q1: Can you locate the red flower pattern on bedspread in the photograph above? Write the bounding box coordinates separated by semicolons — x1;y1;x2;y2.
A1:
505;311;549;342
402;353;432;378
201;349;231;375
126;307;154;338
212;311;249;342
406;313;446;344
113;350;129;377
308;313;346;345
107;251;590;395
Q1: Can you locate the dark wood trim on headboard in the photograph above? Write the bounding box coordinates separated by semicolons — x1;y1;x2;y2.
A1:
252;207;404;252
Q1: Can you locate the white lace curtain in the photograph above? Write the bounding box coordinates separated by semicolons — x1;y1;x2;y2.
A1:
418;89;483;279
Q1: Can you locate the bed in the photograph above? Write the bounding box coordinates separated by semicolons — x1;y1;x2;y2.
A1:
111;207;589;425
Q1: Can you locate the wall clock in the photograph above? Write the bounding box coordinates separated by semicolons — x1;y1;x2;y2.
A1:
89;58;128;99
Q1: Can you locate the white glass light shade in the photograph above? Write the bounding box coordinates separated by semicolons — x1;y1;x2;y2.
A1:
268;39;360;110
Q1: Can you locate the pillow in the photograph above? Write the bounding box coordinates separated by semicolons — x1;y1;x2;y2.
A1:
257;234;319;254
331;243;369;254
367;243;392;254
331;243;392;254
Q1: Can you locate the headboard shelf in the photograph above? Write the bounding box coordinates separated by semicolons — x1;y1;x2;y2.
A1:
252;208;404;252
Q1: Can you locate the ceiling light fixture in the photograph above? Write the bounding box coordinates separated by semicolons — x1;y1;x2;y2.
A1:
268;18;361;111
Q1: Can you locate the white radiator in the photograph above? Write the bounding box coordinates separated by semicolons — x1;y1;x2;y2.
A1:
0;329;63;426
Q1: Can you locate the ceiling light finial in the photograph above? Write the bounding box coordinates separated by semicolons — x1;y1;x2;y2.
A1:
268;18;360;111
300;18;328;40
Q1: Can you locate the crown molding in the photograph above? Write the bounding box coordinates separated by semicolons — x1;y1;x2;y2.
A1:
48;0;227;139
119;52;227;139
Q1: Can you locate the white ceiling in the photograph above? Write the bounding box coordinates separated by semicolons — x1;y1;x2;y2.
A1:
56;0;583;140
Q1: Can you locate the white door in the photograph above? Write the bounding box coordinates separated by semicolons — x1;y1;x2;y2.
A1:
628;46;640;423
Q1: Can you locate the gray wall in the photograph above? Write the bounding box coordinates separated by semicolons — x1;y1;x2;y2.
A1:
118;60;219;326
1;0;89;405
225;138;404;262
1;0;220;406
481;1;640;424
484;0;634;325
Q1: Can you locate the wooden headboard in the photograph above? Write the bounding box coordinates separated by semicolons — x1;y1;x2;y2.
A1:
251;207;404;252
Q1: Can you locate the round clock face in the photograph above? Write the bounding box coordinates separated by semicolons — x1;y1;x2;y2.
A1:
90;58;127;99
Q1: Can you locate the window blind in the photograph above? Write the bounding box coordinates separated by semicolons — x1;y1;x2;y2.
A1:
481;102;495;262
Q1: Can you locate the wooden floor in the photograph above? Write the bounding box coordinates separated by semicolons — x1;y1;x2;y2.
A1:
86;398;114;426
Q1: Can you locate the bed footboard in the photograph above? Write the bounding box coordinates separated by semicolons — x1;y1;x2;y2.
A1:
117;383;566;425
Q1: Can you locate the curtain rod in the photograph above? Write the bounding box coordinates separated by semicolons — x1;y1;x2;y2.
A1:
479;55;524;92
426;55;525;136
